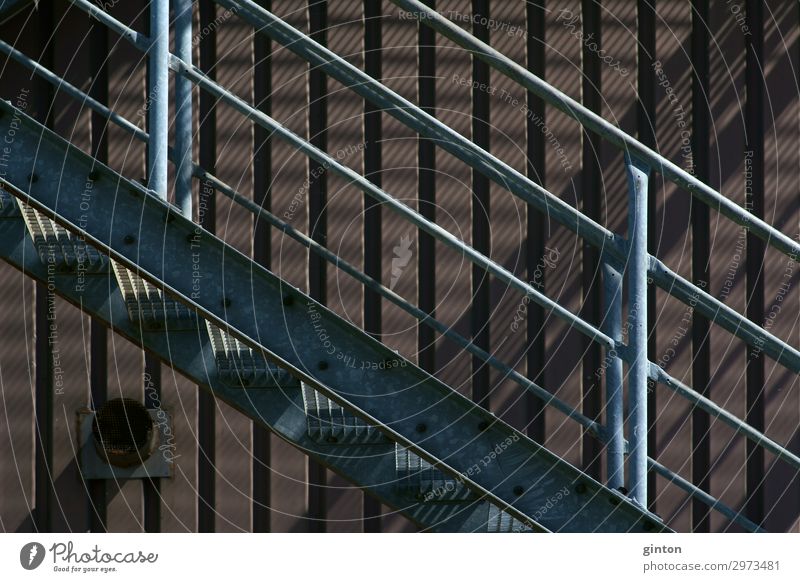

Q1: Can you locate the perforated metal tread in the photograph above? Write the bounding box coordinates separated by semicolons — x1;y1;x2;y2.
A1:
487;504;534;533
17;199;106;272
111;260;198;330
206;321;297;388
301;382;387;444
395;443;472;501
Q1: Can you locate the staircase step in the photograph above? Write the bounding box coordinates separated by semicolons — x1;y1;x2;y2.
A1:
0;186;20;217
206;321;296;388
0;98;669;532
301;382;385;444
487;504;534;533
111;260;197;330
395;444;472;501
17;199;107;273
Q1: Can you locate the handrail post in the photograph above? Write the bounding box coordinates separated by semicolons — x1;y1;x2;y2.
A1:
175;0;193;218
147;0;169;200
625;153;650;506
602;258;624;490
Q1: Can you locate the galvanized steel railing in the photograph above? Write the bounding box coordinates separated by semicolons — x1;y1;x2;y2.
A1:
212;0;800;525
12;0;796;531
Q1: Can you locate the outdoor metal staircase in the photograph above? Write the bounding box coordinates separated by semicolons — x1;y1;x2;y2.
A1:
0;0;797;532
0;100;664;532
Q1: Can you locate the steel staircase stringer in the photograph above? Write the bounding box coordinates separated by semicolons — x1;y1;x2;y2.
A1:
0;190;522;533
0;100;669;533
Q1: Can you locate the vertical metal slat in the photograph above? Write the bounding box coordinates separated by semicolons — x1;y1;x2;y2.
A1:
690;0;711;532
252;0;273;534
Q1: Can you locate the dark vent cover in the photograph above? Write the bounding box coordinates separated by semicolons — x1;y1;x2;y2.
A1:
92;398;155;467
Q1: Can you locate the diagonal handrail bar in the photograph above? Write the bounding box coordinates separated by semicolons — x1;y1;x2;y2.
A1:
208;0;800;378
389;0;800;261
66;0;800;377
55;0;797;529
9;30;800;476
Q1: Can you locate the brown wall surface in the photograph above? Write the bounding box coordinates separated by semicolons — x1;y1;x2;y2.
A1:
0;0;797;533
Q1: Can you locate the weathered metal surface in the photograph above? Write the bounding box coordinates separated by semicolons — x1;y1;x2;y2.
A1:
626;156;650;506
389;0;800;260
0;197;527;533
0;100;668;532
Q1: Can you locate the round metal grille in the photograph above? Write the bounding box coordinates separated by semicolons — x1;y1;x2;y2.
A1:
92;398;155;467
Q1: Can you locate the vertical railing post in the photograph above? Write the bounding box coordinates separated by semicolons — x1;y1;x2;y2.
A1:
147;0;169;200
602;258;624;490
625;153;650;506
143;0;169;534
175;0;193;218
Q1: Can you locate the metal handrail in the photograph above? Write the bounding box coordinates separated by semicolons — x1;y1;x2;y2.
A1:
0;28;602;438
11;27;799;474
386;0;800;472
51;0;795;529
212;0;800;377
65;0;800;380
210;0;800;510
390;0;800;261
